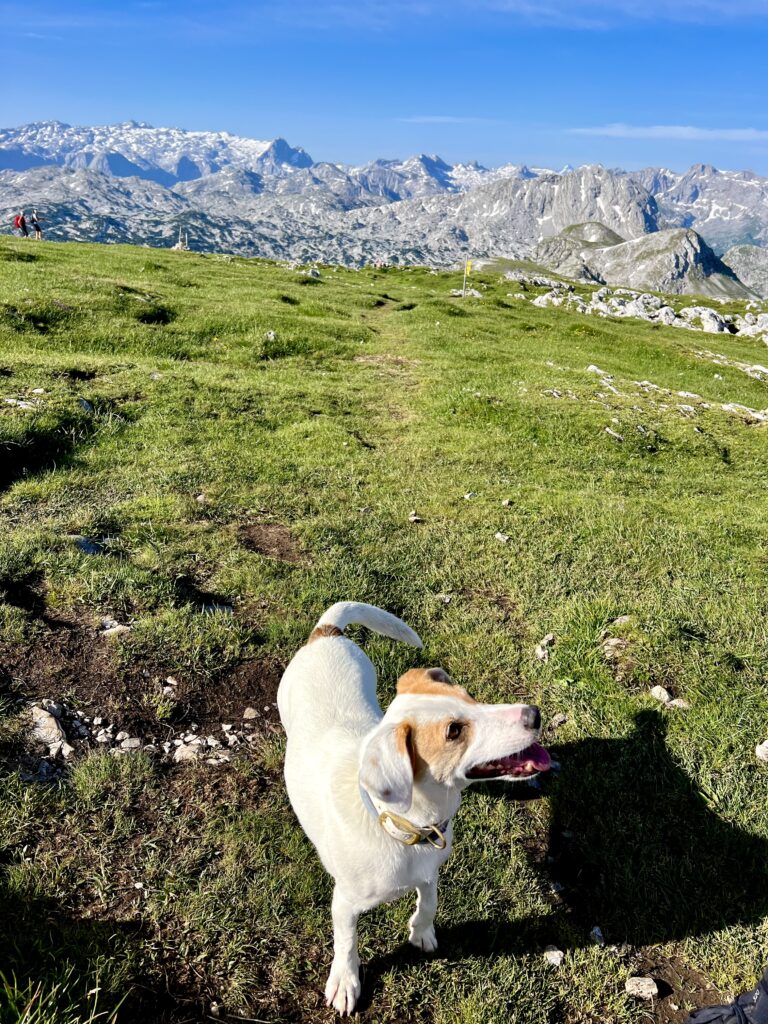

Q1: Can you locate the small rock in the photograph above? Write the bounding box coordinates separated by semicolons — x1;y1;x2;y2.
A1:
495;532;510;543
408;510;423;523
95;730;111;744
625;977;659;1000
669;697;691;710
435;593;452;605
143;744;158;754
93;716;103;726
173;744;202;763
109;748;127;758
31;706;66;748
243;707;259;720
195;493;207;503
79;398;94;413
463;492;477;500
162;685;176;696
150;372;162;381
755;740;768;763
120;738;142;751
166;676;179;687
41;699;63;718
650;685;673;705
550;713;568;729
61;742;75;758
74;536;106;556
31;387;46;394
103;624;130;638
501;498;513;507
221;723;233;732
115;731;129;742
535;633;555;663
206;735;221;748
544;946;565;968
590;925;605;947
605;427;624;442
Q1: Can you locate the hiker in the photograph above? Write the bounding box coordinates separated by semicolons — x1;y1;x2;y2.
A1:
30;210;43;240
13;211;28;238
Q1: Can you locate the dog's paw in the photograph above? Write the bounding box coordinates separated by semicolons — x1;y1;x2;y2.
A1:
325;963;361;1016
409;924;438;953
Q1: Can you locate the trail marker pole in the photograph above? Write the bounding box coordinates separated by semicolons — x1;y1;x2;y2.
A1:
462;257;472;297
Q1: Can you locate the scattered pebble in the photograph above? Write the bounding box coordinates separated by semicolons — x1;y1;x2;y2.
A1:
408;510;423;523
79;398;94;413
120;738;142;751
650;685;673;705
243;707;259;720
30;706;66;748
435;593;452;605
173;745;203;764
590;926;605;947
501;498;513;507
535;633;555;663
625;977;659;1000
550;713;568;729
495;531;510;543
756;740;768;763
544;946;565;968
669;697;691;710
463;492;477;500
605;427;624;442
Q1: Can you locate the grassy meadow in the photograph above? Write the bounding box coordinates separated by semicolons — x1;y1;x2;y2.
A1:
0;236;767;1024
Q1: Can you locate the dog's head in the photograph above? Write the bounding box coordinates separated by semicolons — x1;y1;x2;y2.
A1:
359;668;550;813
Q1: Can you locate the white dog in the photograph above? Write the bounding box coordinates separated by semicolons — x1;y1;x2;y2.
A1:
278;602;550;1015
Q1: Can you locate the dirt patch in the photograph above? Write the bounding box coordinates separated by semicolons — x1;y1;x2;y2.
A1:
237;523;304;564
53;367;97;382
0;609;284;739
632;954;724;1024
185;657;284;729
353;354;419;367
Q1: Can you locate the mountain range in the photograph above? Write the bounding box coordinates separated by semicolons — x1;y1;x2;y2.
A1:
2;120;768;294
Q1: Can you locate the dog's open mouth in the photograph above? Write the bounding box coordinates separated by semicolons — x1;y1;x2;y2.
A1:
466;742;551;780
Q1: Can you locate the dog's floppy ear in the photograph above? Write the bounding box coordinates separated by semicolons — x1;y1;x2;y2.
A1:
360;721;414;813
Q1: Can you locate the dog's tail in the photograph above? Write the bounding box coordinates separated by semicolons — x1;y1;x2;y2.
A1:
309;602;422;648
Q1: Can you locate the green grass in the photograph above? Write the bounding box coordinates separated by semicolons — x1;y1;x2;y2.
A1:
0;237;767;1023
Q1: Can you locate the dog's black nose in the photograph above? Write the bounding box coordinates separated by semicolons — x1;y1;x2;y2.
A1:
522;706;541;731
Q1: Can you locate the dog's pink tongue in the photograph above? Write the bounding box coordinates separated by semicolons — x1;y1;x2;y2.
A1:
523;742;551;772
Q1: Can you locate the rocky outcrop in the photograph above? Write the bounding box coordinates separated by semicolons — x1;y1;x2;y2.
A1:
536;225;753;299
721;244;768;299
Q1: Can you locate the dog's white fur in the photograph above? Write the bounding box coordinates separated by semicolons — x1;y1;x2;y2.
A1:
278;602;544;1015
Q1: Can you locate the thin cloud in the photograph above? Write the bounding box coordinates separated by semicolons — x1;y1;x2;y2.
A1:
571;123;768;142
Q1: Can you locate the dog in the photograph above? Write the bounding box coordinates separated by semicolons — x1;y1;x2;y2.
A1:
277;602;550;1015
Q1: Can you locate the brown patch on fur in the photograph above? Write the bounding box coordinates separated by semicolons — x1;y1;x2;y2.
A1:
409;718;474;783
396;667;476;704
395;721;418;775
307;624;344;644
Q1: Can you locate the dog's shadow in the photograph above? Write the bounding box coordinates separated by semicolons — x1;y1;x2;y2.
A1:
361;710;768;1004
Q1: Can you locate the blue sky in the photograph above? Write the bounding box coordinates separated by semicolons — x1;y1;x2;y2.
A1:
3;0;768;172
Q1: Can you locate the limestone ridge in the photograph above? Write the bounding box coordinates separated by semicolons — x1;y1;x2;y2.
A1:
535;225;753;299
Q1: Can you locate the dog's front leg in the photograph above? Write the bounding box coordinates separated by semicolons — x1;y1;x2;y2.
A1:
408;877;438;952
325;887;362;1016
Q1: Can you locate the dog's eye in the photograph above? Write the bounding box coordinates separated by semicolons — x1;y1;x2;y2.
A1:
446;721;464;741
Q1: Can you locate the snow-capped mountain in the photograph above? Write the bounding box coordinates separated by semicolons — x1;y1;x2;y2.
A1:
2;121;768;278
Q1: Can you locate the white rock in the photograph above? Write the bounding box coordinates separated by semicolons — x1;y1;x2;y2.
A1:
605;427;624;442
93;716;104;726
173;744;202;763
120;737;142;750
544;945;565;968
625;977;659;1000
95;729;111;744
115;731;129;742
221;723;233;732
30;706;66;748
755;740;768;763
669;698;691;710
61;742;75;758
535;633;555;663
103;624;130;638
243;707;259;720
495;532;510;543
408;510;423;523
550;713;568;729
650;685;673;704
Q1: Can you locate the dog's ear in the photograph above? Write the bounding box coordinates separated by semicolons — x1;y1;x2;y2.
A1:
360;721;415;813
